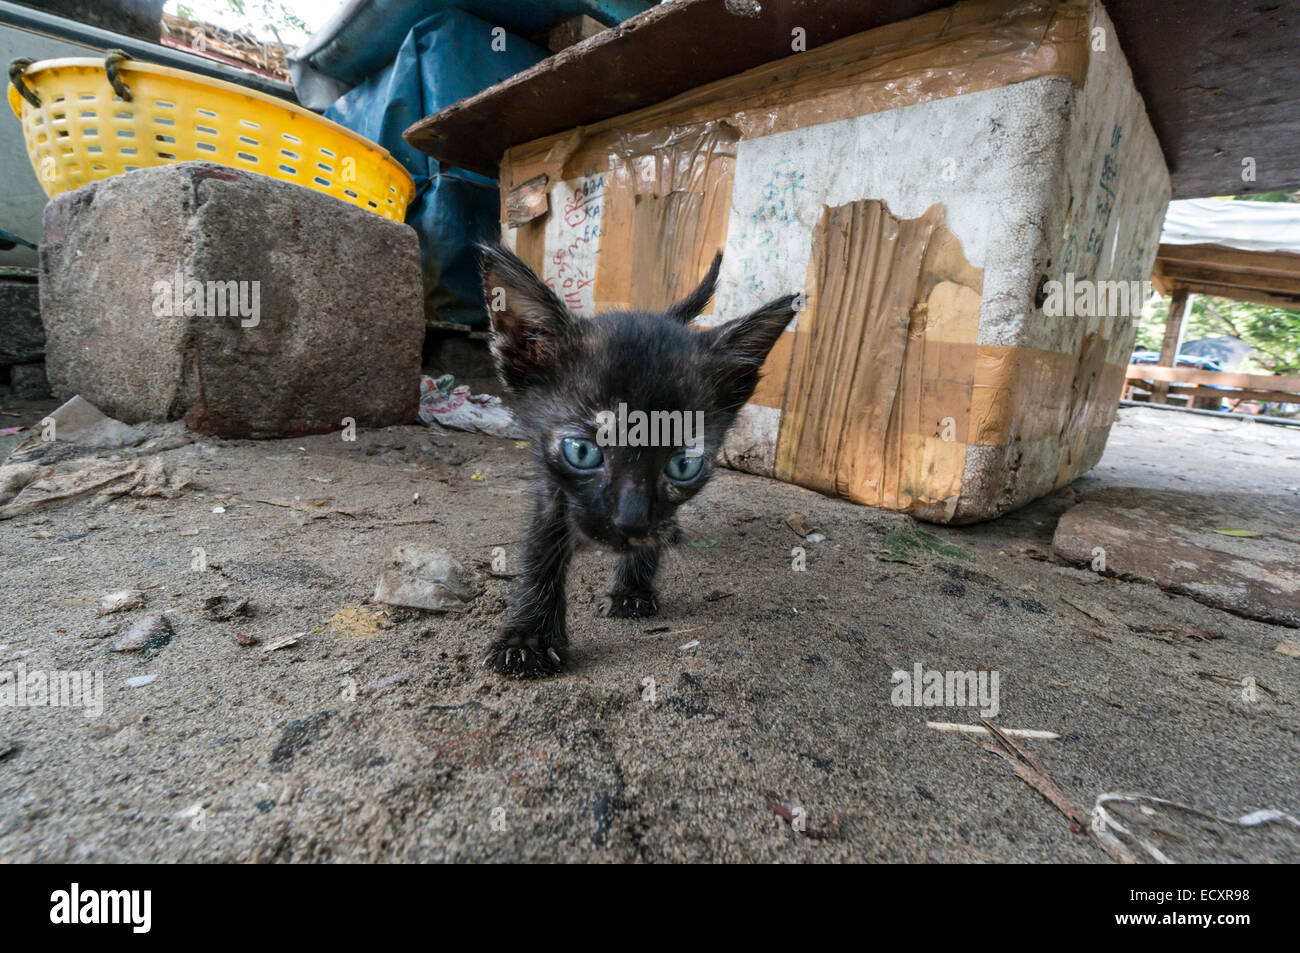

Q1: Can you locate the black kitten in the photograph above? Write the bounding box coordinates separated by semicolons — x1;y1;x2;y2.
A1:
479;245;796;677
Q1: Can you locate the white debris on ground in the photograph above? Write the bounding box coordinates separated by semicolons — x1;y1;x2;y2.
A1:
418;374;524;439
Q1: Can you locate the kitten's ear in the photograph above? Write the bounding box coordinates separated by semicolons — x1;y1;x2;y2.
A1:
705;293;798;412
479;244;575;391
664;252;723;324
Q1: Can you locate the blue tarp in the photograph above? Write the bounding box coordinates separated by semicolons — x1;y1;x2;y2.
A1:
300;0;652;92
325;10;550;326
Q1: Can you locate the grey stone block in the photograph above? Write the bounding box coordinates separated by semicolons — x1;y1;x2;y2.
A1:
1053;487;1299;627
41;162;424;438
0;279;43;365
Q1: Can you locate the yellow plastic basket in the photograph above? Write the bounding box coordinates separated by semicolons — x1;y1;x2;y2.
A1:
7;56;414;221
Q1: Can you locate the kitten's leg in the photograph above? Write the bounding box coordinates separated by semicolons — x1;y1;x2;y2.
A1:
486;487;572;677
599;544;661;618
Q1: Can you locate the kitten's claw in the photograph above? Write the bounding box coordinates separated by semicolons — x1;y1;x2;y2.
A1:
599;591;659;618
485;635;565;678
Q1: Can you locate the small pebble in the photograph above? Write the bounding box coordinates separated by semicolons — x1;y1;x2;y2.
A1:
97;589;145;615
110;615;173;658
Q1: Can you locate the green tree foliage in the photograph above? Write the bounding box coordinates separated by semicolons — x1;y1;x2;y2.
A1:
1233;189;1299;204
1136;295;1300;375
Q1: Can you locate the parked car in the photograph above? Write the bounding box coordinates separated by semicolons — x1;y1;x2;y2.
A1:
1129;350;1223;372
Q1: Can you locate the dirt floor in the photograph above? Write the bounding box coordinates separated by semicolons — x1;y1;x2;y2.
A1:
0;389;1297;863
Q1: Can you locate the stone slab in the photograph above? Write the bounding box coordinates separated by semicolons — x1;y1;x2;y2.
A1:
1053;487;1300;627
40;162;425;438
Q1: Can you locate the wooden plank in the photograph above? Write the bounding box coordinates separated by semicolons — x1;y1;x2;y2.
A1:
1155;242;1300;278
1151;244;1300;306
1153;264;1300;296
1132;385;1299;404
1129;380;1300;402
1146;281;1300;309
1103;2;1300;197
1126;364;1300;393
1154;262;1300;294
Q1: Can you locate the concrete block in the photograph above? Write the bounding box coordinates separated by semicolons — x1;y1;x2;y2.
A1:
40;162;424;438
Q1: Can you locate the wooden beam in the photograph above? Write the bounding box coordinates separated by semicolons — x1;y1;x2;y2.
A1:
1126;364;1300;393
1150;287;1189;404
1130;383;1300;403
1155;242;1300;277
1151;243;1300;306
1146;280;1300;309
1154;262;1300;296
397;1;1300;196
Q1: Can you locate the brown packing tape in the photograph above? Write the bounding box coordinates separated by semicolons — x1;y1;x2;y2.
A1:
501;122;738;315
748;330;795;410
764;341;1128;493
512;216;547;276
595;122;738;311
970;344;1124;447
505;173;549;227
775;200;981;510
763;196;1129;511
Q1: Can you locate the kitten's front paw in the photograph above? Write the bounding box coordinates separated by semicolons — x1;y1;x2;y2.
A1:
484;633;565;678
599;590;659;618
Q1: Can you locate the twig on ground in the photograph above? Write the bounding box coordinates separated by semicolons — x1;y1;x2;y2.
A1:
927;722;1061;740
973;717;1139;864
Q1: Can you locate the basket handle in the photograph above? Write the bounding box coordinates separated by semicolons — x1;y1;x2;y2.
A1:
8;58;40;108
104;49;133;102
8;52;135;107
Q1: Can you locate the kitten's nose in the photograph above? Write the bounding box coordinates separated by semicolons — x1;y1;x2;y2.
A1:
613;481;651;538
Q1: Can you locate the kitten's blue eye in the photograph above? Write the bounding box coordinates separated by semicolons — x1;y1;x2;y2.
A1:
664;451;704;482
561;437;603;470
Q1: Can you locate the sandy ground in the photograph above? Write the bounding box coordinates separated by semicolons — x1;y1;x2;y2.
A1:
0;394;1296;863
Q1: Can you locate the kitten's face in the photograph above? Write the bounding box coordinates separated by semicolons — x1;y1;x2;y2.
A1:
527;315;730;550
481;246;796;552
538;417;710;551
